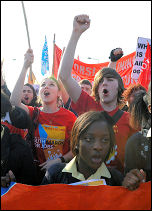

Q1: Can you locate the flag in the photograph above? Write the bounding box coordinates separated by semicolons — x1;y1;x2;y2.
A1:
41;36;49;76
28;70;37;85
53;44;62;79
138;42;151;91
1;182;151;210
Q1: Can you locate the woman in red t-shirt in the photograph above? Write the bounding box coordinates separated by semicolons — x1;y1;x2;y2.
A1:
10;49;77;184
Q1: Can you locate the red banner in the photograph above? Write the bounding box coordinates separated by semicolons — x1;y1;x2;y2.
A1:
1;182;151;210
53;44;136;88
53;44;62;78
138;42;151;91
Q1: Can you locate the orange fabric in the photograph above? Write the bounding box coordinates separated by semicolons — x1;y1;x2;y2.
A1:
72;59;109;81
138;42;151;91
28;70;37;85
53;44;136;88
1;181;151;210
116;52;136;87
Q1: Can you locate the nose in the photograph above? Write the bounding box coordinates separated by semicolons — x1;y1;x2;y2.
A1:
44;84;49;89
93;139;103;151
102;77;108;85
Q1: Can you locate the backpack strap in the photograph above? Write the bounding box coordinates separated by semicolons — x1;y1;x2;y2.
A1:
111;109;124;125
103;109;124;126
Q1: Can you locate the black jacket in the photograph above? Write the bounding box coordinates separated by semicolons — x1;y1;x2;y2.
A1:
124;131;151;181
41;162;124;186
1;125;37;185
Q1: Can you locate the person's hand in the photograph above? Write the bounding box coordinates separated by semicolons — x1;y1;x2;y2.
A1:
109;48;123;62
122;169;146;191
23;48;34;69
1;170;16;188
73;14;90;36
39;158;61;171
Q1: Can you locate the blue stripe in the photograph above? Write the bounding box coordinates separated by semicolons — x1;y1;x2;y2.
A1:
1;182;17;196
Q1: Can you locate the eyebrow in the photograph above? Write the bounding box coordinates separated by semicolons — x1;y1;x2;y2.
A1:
82;132;110;137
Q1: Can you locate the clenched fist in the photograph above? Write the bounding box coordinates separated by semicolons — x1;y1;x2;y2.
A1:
24;48;34;69
73;14;91;36
122;169;146;191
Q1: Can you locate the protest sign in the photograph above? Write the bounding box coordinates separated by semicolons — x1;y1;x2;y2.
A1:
131;37;151;82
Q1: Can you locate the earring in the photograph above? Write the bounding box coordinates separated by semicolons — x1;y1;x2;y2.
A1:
75;145;79;154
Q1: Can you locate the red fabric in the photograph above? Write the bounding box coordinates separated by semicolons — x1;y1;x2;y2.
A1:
138;42;151;91
116;52;137;87
1;121;27;139
53;44;136;88
53;44;62;78
72;91;137;172
71;90;103;116
1;181;151;210
27;106;77;164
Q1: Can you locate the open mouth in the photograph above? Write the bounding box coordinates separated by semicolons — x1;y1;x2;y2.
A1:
44;91;50;96
24;96;29;101
91;156;102;164
103;89;108;94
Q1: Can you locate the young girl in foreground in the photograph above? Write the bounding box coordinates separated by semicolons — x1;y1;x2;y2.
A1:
42;111;145;190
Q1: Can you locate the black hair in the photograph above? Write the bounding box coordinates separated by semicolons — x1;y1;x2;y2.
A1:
1;90;12;118
79;79;92;89
23;83;41;107
71;111;115;162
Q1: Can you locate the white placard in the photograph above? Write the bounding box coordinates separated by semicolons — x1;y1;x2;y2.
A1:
131;37;151;82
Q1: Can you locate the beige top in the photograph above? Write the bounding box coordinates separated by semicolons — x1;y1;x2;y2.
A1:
62;156;111;181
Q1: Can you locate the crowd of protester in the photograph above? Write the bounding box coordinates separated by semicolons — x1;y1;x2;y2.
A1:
1;14;151;192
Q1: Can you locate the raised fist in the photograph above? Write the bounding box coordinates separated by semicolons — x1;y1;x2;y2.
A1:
73;14;90;35
109;48;123;62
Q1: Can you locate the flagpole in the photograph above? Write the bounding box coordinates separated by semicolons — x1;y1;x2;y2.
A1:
21;1;33;83
52;33;55;76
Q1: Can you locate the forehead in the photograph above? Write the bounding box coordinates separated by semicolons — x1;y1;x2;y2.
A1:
84;120;109;135
81;84;91;88
102;74;117;79
41;78;57;85
23;85;33;91
99;76;118;84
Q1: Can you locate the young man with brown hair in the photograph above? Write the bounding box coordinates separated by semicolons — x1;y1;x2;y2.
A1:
58;14;137;173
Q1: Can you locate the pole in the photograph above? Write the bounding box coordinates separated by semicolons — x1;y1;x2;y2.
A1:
21;1;33;82
52;33;55;76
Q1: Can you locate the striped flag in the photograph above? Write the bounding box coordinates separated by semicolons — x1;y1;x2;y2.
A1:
41;36;49;76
